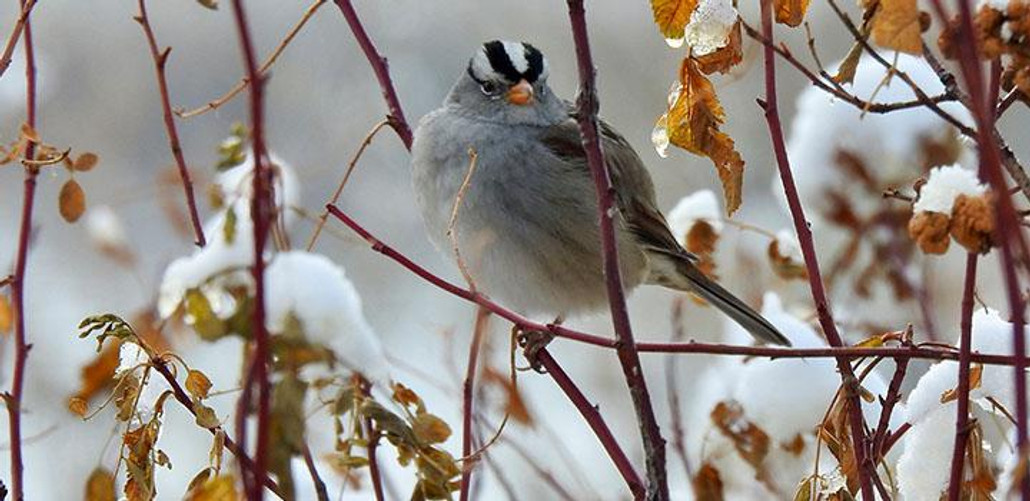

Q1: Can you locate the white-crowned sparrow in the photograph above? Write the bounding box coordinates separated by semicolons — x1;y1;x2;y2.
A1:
412;40;789;346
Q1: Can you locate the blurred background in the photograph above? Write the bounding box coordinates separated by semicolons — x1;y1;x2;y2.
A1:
0;0;1026;499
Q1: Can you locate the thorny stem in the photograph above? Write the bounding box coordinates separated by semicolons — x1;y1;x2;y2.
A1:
565;2;667;499
530;346;647;499
326;204;1030;363
134;0;206;248
459;308;489;500
927;0;1030;497
4;3;36;498
176;0;327;119
871;337;911;461
947;253;978;501
228;0;274;498
0;0;36;80
758;1;875;499
331;0;413;149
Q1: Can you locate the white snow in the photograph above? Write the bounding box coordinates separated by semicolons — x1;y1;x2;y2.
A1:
668;189;725;240
773;229;804;262
684;0;738;56
913;164;988;214
897;401;957;500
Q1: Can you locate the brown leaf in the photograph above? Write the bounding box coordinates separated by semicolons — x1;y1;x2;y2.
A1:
871;0;924;54
781;433;806;456
0;293;13;334
692;462;725;501
20;123;40;143
908;211;951;254
833;42;865;84
667;58;745;215
59;179;87;223
651;0;699;39
185;475;238;501
941;364;984;403
482;367;532;425
696;21;743;74
70;340;121;407
710;401;773;485
186;369;213;401
776;0;811;26
412;413;452;444
68;396;89;418
950;193;995;254
73;152;99;172
767;239;808;280
196;0;219;10
85;467;117;501
194;403;221;429
392;382;422;409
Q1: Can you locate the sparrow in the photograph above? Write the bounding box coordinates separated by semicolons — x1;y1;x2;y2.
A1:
411;40;789;346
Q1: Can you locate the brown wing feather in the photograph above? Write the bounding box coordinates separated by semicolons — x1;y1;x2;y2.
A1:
539;115;696;261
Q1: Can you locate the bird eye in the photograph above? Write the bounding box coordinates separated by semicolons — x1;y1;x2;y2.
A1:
480;81;499;95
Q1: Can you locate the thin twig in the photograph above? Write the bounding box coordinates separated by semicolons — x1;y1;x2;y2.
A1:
947;253;978;500
564;2;666;498
447;148;480;291
325;203;1030;367
306;119;389;251
0;0;36;81
997;87;1021;116
495;433;577;501
3;3;37;498
458;307;489;501
227;0;274;497
758;0;875;497
176;0;326;119
870;329;912;460
331;0;413;149
301;443;329;501
664;297;693;480
134;0;206;247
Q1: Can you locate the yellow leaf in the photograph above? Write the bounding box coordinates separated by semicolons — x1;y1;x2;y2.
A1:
651;0;699;39
85;468;117;501
696;20;743;75
59;179;87;223
941;364;984;403
73;152;99;172
871;0;924;54
68;396;89;418
412;413;452;444
0;293;13;334
186;369;213;401
776;0;811;26
666;58;745;215
194;403;221;429
833;42;864;84
186;474;238;501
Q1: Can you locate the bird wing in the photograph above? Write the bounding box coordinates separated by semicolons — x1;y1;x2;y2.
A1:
539;114;697;262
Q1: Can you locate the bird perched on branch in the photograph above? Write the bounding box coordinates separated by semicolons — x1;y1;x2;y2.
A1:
411;40;789;346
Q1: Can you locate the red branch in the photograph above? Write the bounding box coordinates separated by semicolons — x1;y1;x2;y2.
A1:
0;0;36;80
227;0;274;498
459;308;489;500
926;0;1030;497
947;253;978;500
326;203;1029;364
4;2;37;498
564;2;667;498
532;346;647;499
331;0;412;150
134;0;206;248
757;1;874;498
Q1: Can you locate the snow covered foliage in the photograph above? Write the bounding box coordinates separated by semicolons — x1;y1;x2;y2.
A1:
668;189;724;238
683;0;738;56
908;164;994;255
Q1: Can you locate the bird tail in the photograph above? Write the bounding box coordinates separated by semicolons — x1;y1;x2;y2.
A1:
648;252;792;346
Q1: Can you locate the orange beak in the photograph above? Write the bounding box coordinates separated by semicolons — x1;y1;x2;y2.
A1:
506;79;534;105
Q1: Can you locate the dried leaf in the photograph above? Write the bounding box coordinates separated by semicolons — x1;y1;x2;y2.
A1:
710;401;773;484
186;369;213;401
69;339;120;409
941;364;984;403
210;431;226;472
194;403;220;429
833;42;865;84
950;193;994;254
692;462;725;501
223;207;237;245
667;58;745;215
776;0;811;26
59;179;87;223
85;467;117;501
871;0;924;54
696;21;743;74
651;0;699;39
781;433;806;456
185;475;238;501
767;240;808;280
908;211;951;254
184;289;226;340
20;123;40;143
412;413;452;444
68;396;89;418
73;152;99;172
482;367;532;425
0;293;13;334
195;0;219;10
392;382;423;410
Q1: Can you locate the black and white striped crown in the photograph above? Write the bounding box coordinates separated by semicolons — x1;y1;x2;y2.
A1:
467;40;549;85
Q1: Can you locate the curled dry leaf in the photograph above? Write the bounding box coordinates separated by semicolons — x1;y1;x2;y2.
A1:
940;364;983;403
692;462;725;501
60;178;87;223
85;467;117;501
908;211;951;254
68;396;89;418
950;193;994;254
710;400;773;485
696;20;743;75
194;403;220;429
767;240;808;280
666;58;746;215
186;369;213;401
651;0;700;39
871;0;924;54
833;42;865;84
775;0;811;27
